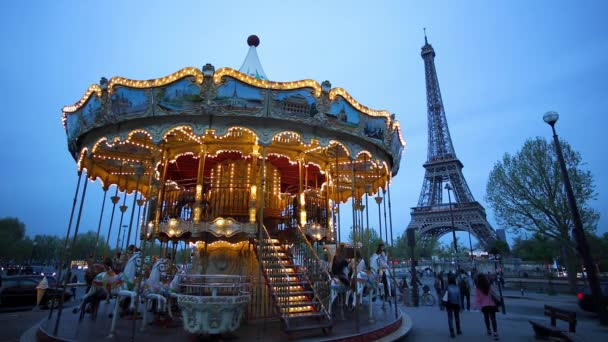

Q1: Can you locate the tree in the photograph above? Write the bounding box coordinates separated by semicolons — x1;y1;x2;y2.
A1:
348;227;384;264
486;137;599;292
0;217;28;264
393;230;441;261
511;234;558;263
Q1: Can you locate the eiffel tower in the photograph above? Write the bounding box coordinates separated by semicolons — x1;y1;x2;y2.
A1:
407;34;498;247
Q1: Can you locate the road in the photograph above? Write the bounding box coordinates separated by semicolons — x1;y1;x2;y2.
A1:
0;291;82;342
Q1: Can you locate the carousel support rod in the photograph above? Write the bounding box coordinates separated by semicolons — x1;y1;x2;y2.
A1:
387;181;399;319
258;146;266;326
134;194;143;248
54;172;89;335
49;170;82;321
104;183;120;259
135;190;154;335
115;188;128;250
154;150;170;233
376;192;383;243
365;190;370;239
92;186;108;261
334;148;340;244
125;168;143;247
382;188;389;246
350;159;360;333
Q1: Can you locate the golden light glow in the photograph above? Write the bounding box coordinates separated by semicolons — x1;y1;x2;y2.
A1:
62;84;103;127
107;67;204;93
328;87;391;120
299;209;307;227
196;184;203;202
249;207;256;224
213;68;322;97
250;185;257;199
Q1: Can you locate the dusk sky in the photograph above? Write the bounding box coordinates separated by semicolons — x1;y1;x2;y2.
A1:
1;1;606;250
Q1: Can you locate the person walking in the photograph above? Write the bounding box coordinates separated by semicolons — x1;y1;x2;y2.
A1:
458;270;471;311
474;273;500;340
442;274;462;338
434;272;445;310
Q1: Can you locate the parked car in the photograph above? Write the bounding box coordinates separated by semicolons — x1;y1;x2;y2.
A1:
0;275;72;309
577;284;608;312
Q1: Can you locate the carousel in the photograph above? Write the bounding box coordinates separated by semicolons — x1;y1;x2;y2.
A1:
44;35;407;341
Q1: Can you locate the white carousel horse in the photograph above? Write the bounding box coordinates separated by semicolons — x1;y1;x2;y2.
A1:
166;268;185;319
344;270;377;322
142;258;169;325
77;252;140;321
108;252;142;337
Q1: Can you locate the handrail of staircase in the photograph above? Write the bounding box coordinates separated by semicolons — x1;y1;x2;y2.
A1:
291;224;332;320
258;223;292;322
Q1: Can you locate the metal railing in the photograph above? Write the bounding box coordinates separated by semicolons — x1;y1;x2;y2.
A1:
290;225;331;320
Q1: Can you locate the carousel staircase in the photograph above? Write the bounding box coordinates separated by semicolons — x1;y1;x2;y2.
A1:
256;226;332;335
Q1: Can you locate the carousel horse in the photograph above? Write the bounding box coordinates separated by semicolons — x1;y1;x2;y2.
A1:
76;257;124;321
84;259;106;293
107;252;142;337
166;268;185;319
344;270;377;322
142;258;169;325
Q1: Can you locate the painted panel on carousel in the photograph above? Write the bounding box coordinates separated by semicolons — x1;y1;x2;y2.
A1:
111;87;149;117
364;117;386;141
274;89;318;117
327;98;360;127
158;78;202;112
80;97;103;128
65;111;80;142
215;79;263;111
390;129;403;174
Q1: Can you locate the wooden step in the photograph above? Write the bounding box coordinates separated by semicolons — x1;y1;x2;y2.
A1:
266;272;305;278
283;321;333;334
275;290;314;297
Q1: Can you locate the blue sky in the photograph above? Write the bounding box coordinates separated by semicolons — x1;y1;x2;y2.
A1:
0;1;606;249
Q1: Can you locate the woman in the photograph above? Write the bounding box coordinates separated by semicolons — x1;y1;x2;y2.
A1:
474;273;499;340
331;248;350;287
443;274;462;338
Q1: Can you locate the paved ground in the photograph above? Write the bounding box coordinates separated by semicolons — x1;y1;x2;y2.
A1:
17;282;608;341
401;287;608;341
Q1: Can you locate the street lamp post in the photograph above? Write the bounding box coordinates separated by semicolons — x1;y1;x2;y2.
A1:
467;225;475;270
543;111;607;325
445;183;459;271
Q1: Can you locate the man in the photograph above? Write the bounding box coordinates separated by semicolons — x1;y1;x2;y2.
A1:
434;272;445;311
458;270;471;311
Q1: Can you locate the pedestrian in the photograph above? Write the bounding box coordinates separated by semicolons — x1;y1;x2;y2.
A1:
458;270;471;311
434;272;445;310
70;274;77;299
442;274;462;338
474;273;500;340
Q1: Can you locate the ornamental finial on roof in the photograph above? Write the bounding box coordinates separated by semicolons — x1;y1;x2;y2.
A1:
240;35;267;80
247;35;260;47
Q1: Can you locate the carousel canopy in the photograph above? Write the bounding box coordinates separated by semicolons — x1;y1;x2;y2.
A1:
61;35;405;202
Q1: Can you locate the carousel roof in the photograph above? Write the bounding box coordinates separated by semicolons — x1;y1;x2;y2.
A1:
60;35;406;199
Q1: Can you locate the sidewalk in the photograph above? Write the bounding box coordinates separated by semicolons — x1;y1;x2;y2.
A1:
400;291;608;341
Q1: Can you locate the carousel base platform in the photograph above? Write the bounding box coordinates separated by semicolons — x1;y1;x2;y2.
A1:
26;301;411;342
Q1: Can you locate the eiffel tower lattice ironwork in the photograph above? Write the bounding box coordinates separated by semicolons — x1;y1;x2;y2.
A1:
407;34;498;247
